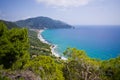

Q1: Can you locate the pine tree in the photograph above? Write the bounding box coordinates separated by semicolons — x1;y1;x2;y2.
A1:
0;21;30;69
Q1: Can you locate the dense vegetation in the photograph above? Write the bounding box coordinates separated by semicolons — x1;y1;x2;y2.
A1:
0;20;19;29
0;21;29;69
28;29;52;56
15;16;73;29
63;48;120;80
0;21;120;80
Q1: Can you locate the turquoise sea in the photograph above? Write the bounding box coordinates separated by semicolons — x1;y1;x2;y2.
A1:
42;26;120;60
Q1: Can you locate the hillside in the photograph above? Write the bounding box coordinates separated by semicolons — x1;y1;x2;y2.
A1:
28;29;52;56
0;20;19;29
15;16;73;29
0;22;120;80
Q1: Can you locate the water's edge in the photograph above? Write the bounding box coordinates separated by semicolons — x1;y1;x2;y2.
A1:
38;29;67;60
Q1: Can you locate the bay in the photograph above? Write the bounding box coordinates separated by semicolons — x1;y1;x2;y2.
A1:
42;26;120;60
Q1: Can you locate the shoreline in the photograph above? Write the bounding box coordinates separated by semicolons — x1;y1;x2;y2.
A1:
37;29;67;60
37;30;49;44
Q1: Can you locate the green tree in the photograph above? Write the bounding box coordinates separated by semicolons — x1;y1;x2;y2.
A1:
63;48;101;80
0;21;30;69
24;55;64;80
100;57;120;80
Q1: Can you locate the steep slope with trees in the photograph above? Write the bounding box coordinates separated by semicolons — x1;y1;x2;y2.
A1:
0;21;120;80
0;20;19;29
28;29;52;56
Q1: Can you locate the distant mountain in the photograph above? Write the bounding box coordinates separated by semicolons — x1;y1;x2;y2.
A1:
15;16;73;29
0;20;19;29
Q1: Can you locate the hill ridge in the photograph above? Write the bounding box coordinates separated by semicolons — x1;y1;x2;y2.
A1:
15;16;73;29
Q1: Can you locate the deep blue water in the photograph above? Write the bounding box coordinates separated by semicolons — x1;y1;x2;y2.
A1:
42;26;120;60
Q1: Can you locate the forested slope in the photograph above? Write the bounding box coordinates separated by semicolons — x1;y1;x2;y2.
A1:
15;16;73;29
0;21;120;80
28;29;52;56
0;20;19;29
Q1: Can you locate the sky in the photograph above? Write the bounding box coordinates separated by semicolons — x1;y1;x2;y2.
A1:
0;0;120;25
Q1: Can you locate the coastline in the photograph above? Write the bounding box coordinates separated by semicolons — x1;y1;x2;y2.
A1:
37;29;67;60
37;30;49;44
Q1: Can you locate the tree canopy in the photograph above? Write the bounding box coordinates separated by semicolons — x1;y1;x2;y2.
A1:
0;21;30;69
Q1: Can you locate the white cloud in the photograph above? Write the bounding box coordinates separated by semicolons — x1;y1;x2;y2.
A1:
36;0;92;8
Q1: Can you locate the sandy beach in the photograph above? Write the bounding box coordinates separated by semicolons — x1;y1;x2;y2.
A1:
37;29;67;60
37;30;49;44
29;29;67;60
